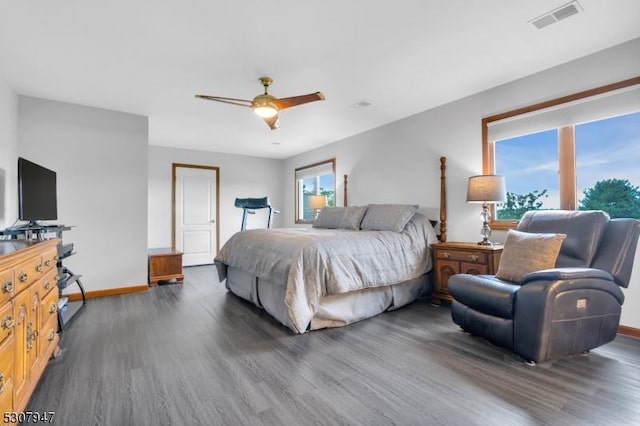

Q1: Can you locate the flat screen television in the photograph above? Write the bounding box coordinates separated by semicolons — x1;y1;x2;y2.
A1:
18;157;58;224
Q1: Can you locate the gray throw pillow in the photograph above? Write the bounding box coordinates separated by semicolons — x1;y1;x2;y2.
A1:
312;207;345;229
360;204;419;232
495;229;567;282
340;206;368;230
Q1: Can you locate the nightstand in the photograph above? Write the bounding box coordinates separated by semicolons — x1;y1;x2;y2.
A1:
431;242;503;304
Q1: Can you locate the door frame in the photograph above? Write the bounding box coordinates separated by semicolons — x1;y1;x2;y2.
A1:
171;163;221;255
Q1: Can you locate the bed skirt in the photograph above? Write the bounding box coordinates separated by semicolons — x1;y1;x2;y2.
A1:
225;266;433;332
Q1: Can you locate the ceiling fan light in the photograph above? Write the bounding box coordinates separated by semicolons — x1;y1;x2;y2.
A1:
254;105;278;118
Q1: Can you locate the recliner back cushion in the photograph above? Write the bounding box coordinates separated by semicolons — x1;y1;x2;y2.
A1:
591;218;640;287
517;210;609;268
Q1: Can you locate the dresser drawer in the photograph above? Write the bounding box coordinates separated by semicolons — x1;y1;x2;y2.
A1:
41;248;58;273
435;249;487;264
40;286;59;329
14;255;44;294
0;269;14;305
0;302;13;345
37;268;58;298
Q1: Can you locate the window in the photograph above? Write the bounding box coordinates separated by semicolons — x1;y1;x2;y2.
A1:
483;77;640;228
295;159;336;223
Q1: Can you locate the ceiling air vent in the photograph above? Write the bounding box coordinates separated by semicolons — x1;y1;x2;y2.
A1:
530;1;583;29
351;100;372;109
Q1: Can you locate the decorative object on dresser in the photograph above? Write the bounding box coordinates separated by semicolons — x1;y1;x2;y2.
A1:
466;174;506;245
431;242;502;305
0;239;60;414
148;248;184;286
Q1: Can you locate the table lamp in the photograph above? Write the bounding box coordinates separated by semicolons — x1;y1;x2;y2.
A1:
309;195;327;219
466;175;506;245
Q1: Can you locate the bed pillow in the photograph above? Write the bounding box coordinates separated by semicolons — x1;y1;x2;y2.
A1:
360;204;419;232
340;206;368;230
495;229;567;283
312;207;345;229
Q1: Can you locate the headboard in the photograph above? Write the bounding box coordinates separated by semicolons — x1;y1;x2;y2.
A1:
341;156;447;241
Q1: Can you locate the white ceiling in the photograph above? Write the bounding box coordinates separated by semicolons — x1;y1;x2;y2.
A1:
0;1;638;159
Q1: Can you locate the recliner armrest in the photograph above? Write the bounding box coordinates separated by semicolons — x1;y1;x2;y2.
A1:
518;267;624;304
514;267;625;362
520;267;613;285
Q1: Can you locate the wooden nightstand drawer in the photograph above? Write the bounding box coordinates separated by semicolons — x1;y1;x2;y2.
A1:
436;249;487;264
431;242;502;304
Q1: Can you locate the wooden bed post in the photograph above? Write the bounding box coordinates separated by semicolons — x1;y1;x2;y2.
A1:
343;174;348;207
439;156;447;242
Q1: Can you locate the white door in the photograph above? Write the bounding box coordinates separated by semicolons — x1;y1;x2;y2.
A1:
174;165;219;266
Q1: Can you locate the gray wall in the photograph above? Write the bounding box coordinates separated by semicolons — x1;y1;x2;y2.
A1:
282;38;640;328
148;146;283;250
18;96;149;292
0;75;17;229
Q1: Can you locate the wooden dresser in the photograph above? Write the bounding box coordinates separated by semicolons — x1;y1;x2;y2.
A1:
0;239;59;414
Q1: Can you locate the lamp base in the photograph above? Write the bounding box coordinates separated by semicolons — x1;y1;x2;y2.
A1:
478;203;493;246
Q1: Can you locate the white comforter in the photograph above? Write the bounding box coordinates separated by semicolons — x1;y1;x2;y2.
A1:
214;213;438;332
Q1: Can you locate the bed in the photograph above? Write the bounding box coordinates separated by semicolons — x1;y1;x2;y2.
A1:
214;157;448;333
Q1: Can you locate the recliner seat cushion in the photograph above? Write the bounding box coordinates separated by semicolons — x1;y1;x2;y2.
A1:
448;274;520;319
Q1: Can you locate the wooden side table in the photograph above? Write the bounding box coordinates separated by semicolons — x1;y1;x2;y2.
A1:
148;248;184;286
431;242;503;304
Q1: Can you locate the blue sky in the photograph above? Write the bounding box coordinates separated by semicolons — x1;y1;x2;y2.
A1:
495;111;640;208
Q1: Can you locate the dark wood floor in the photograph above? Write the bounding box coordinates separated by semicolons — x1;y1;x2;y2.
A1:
27;266;640;425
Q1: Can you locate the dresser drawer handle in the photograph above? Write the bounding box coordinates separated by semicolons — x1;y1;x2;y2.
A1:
19;272;28;283
441;252;450;259
44;281;51;291
49;303;57;314
44;259;52;267
35;264;43;273
468;254;479;261
1;280;12;293
1;315;14;330
0;372;4;394
48;329;56;342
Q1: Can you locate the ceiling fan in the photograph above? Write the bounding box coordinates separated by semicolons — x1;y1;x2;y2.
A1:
195;77;325;130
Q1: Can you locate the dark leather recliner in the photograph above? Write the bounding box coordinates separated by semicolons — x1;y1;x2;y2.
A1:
448;210;640;363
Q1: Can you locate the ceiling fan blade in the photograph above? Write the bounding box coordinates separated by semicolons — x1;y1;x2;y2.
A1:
272;92;325;110
262;114;280;130
195;94;253;108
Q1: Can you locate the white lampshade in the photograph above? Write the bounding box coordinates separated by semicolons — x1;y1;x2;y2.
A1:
309;195;327;210
467;175;507;203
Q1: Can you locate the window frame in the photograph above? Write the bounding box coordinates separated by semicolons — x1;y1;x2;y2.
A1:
482;76;640;230
294;158;336;224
